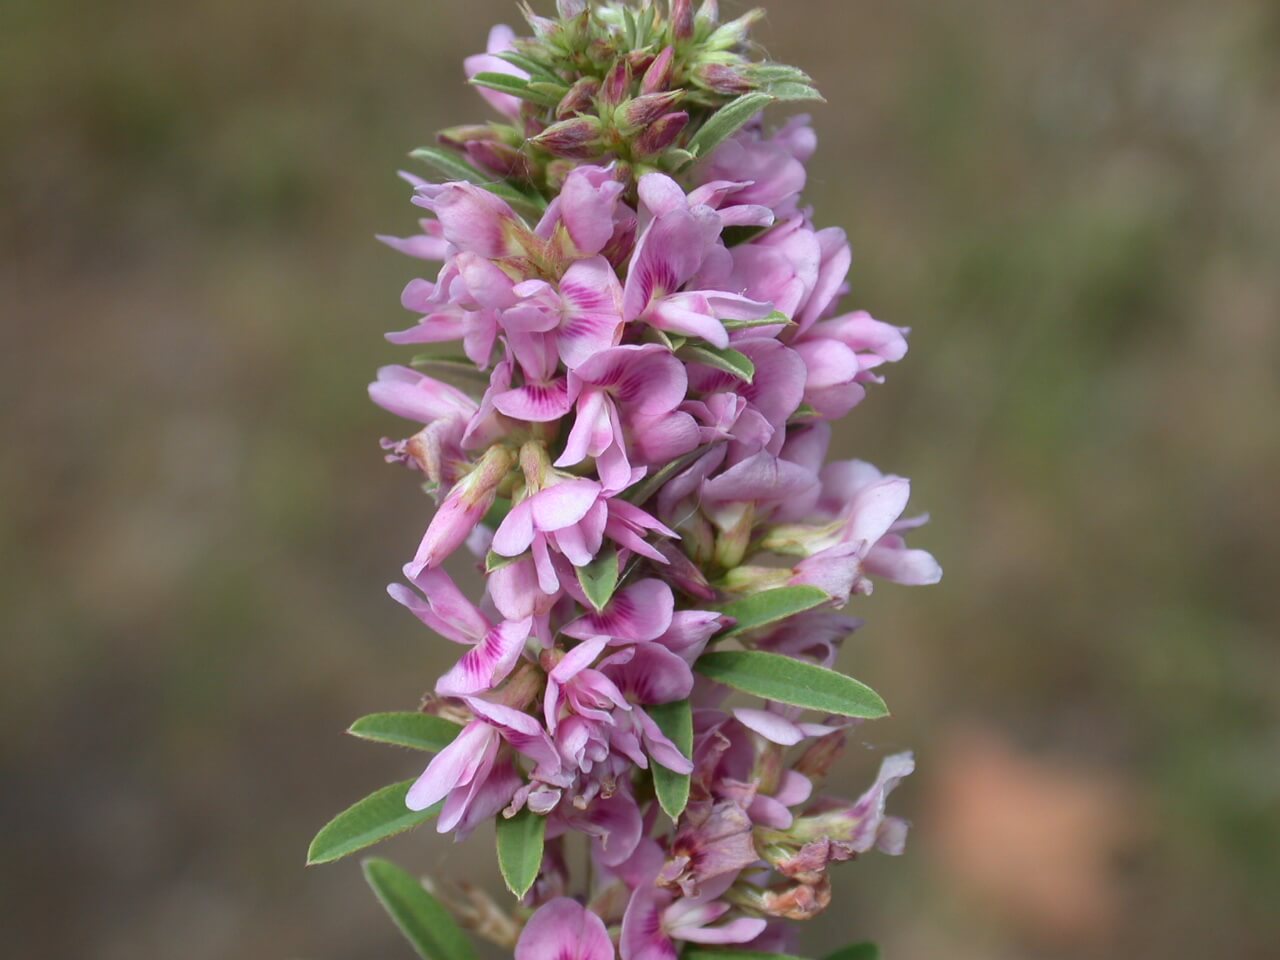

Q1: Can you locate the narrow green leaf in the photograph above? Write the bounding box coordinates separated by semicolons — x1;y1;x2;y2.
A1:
577;548;620;613
680;344;755;383
824;944;880;960
493;51;562;84
363;858;478;960
767;81;826;103
496;808;546;899
486;549;519;573
470;72;561;108
722;310;793;331
695;651;889;719
717;585;831;638
482;497;512;530
408;147;546;214
648;699;692;820
347;713;463;752
685;950;810;960
409;355;491;388
621;444;711;507
687;92;774;160
307;781;439;865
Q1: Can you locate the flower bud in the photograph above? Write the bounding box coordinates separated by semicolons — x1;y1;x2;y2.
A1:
556;0;586;16
600;59;631;109
669;0;695;41
792;729;848;781
411;444;517;572
556;76;600;119
642;45;677;94
706;9;765;51
694;61;754;95
634;111;690;156
464;140;531;180
697;0;721;26
530;115;604;159
437;124;500;149
616;91;684;135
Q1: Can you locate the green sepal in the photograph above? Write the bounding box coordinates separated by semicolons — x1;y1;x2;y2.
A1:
686;92;775;161
470;72;562;108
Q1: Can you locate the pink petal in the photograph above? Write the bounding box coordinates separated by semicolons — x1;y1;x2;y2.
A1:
733;707;805;746
516;898;616;960
674;917;768;945
492;378;574;422
562;578;675;643
405;720;495;811
368;366;477;425
531;479;602;532
491;500;535;558
436;617;533;697
846;476;911;546
558;256;625;367
620;884;677;960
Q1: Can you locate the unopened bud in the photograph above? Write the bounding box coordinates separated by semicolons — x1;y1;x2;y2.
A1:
694;61;754;95
792;729;848;781
706;9;765;51
600;59;631;108
642;45;677;94
464;140;531;180
670;0;695;41
530;115;604;159
556;0;586;16
556;76;600;119
437;124;502;149
617;91;683;133
697;0;721;26
634;111;690;156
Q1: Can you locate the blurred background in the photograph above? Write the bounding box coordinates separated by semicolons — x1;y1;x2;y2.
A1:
3;0;1278;957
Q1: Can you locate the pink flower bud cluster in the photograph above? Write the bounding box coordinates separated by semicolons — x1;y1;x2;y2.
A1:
365;6;940;958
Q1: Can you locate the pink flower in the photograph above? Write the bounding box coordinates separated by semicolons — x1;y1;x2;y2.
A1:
389;567;532;697
503;256;626;370
559;344;696;493
492;476;607;589
621;870;767;960
464;25;527;122
516;899;615;960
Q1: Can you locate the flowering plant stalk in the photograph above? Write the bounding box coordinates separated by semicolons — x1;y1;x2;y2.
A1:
307;3;941;959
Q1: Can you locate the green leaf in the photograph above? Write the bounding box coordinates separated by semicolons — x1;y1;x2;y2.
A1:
470;72;561;108
482;497;512;530
717;585;831;638
307;781;439;865
408;147;545;214
695;651;889;719
348;713;463;752
647;699;692;820
680;344;755;383
723;310;792;331
486;549;519;573
621;444;711;507
577;548;620;613
824;944;880;960
684;950;810;960
495;808;546;899
767;81;826;103
686;92;774;161
493;51;562;84
409;355;491;388
363;858;478;960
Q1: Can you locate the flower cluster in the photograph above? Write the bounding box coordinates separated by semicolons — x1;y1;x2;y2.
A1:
333;4;941;958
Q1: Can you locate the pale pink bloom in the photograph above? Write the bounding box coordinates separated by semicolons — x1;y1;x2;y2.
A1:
502;256;625;369
516;898;615;960
558;344;694;492
414;181;530;260
492;477;608;590
621;868;766;960
562;578;675;644
388;567;532;697
793;311;910;418
368;365;477;426
376;216;449;261
464;25;527;122
698;116;816;218
622;175;772;348
534;164;630;259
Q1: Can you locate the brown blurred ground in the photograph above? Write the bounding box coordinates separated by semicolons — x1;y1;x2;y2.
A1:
3;1;1278;958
